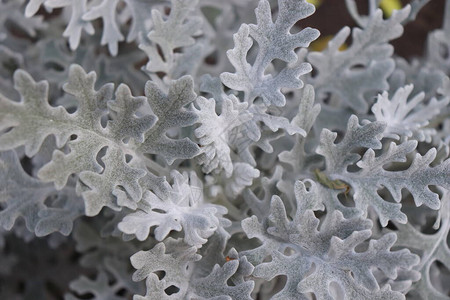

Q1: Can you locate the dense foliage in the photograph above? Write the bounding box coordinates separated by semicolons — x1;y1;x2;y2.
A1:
0;0;449;299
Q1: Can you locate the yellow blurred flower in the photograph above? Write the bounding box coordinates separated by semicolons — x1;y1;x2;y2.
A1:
306;0;323;7
309;35;347;52
380;0;402;17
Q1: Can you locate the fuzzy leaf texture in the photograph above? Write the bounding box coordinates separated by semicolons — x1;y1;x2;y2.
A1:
25;0;156;55
220;0;319;106
372;84;449;142
317;116;450;225
139;0;204;79
241;180;420;299
308;6;410;113
0;150;83;236
131;230;254;300
118;170;231;247
0;65;199;216
0;0;449;299
193;95;251;177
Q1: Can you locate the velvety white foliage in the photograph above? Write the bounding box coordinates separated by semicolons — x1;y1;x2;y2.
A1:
372;84;449;142
389;58;445;101
317;116;450;225
137;75;200;164
0;45;23;99
81;0;124;56
393;192;450;300
0;65;199;217
31;65;148;215
25;0;156;55
221;0;319;106
131;229;254;300
73;220;142;268
130;239;202;294
67;222;146;299
1;0;450;299
196;0;256;78
279;84;321;174
308;6;410;113
224;162;260;198
316;115;385;174
25;0;47;17
0;67;75;157
66;261;139;300
193;95;250;177
221;100;307;170
241;180;419;299
0;150;83;236
47;0;95;50
119;170;230;247
355;142;449;221
242;165;284;220
188;258;254;300
139;0;204;80
345;0;430;26
427;7;450;75
0;0;46;41
196;0;313;175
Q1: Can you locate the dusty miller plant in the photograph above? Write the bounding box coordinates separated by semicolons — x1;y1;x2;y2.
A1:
0;0;449;299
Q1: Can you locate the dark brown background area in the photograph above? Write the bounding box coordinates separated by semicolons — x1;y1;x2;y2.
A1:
303;0;445;59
